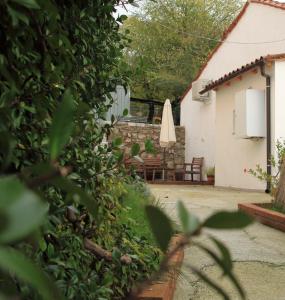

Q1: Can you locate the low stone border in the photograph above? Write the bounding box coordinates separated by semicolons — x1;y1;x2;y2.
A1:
135;236;184;300
238;203;285;232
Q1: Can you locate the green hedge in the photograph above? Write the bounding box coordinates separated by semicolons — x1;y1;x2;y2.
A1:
0;1;159;299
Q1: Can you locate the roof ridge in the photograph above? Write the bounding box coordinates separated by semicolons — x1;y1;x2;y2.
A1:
180;0;285;102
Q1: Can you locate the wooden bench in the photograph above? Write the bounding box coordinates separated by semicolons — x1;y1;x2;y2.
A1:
184;157;204;182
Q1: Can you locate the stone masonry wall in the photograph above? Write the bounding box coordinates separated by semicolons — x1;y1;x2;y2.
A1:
111;122;185;168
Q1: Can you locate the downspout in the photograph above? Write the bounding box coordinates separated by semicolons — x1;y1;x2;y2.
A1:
260;61;271;193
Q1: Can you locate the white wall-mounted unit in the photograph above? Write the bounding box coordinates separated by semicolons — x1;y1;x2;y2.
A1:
192;79;211;102
234;89;265;138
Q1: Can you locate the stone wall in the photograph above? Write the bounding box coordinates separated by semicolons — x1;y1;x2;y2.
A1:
111;122;185;168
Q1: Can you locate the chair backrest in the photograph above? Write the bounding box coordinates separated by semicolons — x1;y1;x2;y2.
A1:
144;157;161;167
124;158;144;170
192;157;203;170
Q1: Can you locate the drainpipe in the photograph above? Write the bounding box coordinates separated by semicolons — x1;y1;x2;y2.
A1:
260;61;271;193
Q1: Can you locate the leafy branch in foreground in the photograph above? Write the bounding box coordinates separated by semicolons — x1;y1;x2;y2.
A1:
0;0;164;298
134;201;253;300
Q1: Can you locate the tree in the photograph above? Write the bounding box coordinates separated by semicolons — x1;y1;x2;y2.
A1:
122;0;243;100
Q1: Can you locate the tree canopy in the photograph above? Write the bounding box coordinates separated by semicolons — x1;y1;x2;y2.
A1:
123;0;243;100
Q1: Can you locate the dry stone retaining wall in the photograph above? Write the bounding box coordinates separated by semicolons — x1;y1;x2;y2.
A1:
111;122;185;168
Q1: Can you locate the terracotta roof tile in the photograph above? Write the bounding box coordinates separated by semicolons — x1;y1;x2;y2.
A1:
200;53;285;93
251;0;285;10
181;0;285;102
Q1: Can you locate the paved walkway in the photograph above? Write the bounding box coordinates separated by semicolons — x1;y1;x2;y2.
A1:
149;185;285;300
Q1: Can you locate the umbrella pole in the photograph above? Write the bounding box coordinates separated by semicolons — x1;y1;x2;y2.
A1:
163;147;166;180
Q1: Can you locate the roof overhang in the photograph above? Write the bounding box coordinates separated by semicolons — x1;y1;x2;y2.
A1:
200;53;285;94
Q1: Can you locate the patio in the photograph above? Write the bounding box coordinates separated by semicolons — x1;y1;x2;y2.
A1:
149;185;285;300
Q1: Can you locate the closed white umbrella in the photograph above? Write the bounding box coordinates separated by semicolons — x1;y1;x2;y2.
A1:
160;99;176;147
160;99;176;179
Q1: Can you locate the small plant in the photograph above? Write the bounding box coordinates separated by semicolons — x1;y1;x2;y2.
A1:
207;167;215;177
249;139;285;196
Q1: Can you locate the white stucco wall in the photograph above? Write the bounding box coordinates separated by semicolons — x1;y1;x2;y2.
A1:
272;61;285;143
215;70;267;190
181;3;285;178
270;60;285;176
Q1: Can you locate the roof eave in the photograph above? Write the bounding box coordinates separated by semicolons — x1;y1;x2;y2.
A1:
200;59;264;94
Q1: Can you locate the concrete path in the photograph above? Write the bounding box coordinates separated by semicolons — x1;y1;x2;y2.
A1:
149;185;285;300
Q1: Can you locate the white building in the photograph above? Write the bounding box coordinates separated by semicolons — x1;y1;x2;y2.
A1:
200;54;285;190
180;0;285;186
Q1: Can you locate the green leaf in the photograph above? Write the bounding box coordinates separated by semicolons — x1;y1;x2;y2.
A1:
186;263;230;300
209;236;233;273
177;201;200;235
11;0;40;9
194;242;245;299
0;132;16;171
130;2;140;8
0;292;8;300
0;176;48;243
49;89;75;160
0;211;7;235
51;177;98;218
0;247;63;300
112;137;123;147
123;108;128;116
145;205;173;252
131;143;140;156
119;15;128;22
7;5;29;26
203;211;253;229
74;80;86;92
145;139;155;154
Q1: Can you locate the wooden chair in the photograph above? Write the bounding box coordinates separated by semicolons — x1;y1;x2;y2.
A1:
184;157;204;182
124;158;146;180
144;157;162;181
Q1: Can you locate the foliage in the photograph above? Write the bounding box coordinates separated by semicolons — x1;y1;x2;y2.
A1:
207;166;215;176
144;201;253;300
122;0;243;100
119;183;158;244
249;140;285;196
0;0;160;299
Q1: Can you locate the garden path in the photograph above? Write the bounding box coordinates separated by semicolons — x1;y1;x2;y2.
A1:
149;185;285;300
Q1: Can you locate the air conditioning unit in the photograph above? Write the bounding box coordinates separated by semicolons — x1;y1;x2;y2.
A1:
192;79;211;102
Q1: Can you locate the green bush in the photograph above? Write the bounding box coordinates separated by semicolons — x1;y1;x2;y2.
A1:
119;183;159;244
0;0;159;299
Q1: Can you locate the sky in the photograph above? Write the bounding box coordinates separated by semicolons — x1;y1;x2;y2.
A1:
115;0;285;17
115;0;144;17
